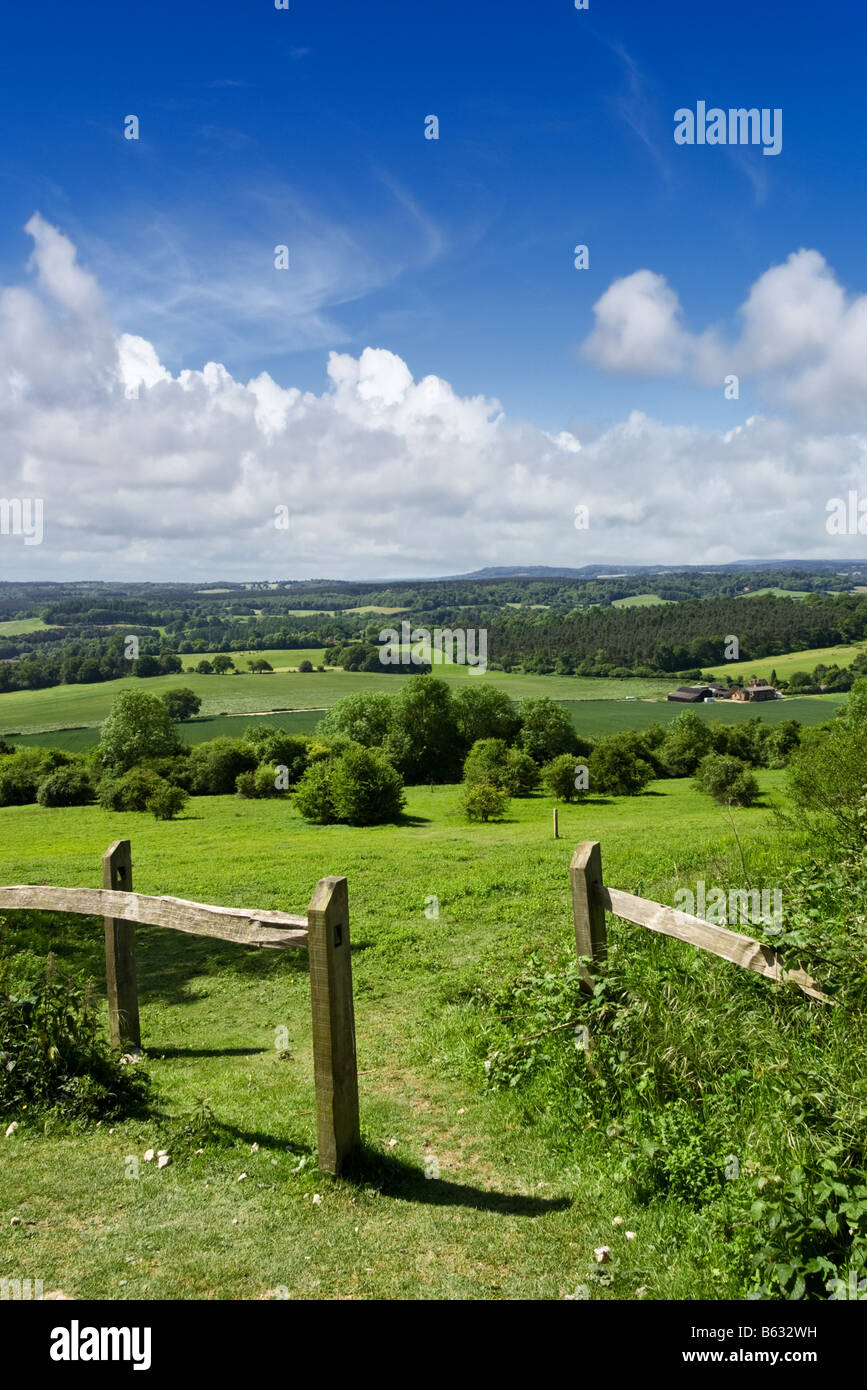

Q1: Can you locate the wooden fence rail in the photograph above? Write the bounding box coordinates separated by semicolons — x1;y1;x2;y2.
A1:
570;840;828;1003
0;839;360;1174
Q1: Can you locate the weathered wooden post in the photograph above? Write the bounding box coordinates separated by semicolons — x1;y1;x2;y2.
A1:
553;807;559;839
102;840;141;1050
306;876;360;1175
570;840;607;989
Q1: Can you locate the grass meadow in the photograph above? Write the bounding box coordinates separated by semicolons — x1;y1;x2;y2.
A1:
0;773;811;1300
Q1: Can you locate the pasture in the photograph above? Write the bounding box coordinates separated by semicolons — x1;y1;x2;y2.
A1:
0;774;794;1300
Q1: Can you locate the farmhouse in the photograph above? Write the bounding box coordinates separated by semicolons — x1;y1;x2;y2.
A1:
731;679;779;702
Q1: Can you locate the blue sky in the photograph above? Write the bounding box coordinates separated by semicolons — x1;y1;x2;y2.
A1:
1;0;866;577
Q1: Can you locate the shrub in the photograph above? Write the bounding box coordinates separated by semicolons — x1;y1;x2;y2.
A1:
589;734;654;795
236;763;288;799
146;781;188;821
543;752;588;802
0;748;70;807
329;746;406;825
504;748;540;796
787;680;867;846
460;780;509;822
695;753;759;807
187;737;258;795
97;767;164;812
294;746;405;825
293;758;337;824
242;729;310;784
36;764;94;807
0;945;151;1123
298;659;313;672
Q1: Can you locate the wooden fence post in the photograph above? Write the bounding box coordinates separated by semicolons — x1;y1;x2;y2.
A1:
553;807;559;839
570;840;607;989
306;876;360;1175
102;840;141;1051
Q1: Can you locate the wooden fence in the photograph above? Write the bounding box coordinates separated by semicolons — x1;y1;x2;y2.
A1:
570;840;828;1003
0;840;361;1175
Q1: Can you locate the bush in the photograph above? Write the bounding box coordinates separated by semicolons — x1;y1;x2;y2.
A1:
787;681;867;846
504;748;540;796
293;758;337;824
241;728;309;784
298;659;314;672
97;767;164;812
294;746;405;826
543;753;588;802
146;781;188;820
236;763;287;799
187;737;258;795
589;734;654;795
0;748;70;807
0;944;151;1123
695;753;760;807
36;764;94;807
460;780;509;822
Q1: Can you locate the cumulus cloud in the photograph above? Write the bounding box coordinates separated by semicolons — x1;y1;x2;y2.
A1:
582;248;867;425
0;216;865;579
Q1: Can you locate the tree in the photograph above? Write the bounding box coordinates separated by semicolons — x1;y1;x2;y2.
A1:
212;655;235;675
787;680;867;845
452;685;520;748
247;658;273;673
97;767;164;812
134;654;161;678
298;659;314;672
317;692;395;748
543;753;587;803
589;734;654;795
460;780;509;822
695;753;759;807
517;697;578;764
661;710;714;776
161;688;202;722
463;738;539;797
98;691;182;774
384;676;462;783
195;659;214;674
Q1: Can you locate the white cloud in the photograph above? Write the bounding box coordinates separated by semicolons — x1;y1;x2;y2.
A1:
582;247;867;425
1;217;866;579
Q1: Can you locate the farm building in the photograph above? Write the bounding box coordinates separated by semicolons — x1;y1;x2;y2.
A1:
730;679;780;702
667;686;715;702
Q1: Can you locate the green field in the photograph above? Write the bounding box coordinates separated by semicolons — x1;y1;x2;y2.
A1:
0;617;53;636
611;594;671;608
0;670;677;738
703;643;864;683
0;774;797;1300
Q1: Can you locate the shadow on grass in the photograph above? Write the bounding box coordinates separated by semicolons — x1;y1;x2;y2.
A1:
149;1045;266;1059
341;1142;572;1218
